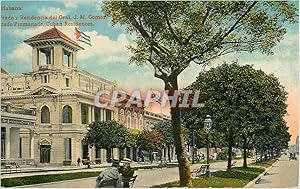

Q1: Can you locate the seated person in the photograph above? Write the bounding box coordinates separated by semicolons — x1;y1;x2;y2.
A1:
95;159;122;188
119;158;135;188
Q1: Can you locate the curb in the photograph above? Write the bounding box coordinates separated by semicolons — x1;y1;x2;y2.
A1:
243;160;278;188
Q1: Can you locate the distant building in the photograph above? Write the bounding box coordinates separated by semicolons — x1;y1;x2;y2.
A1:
144;111;170;130
296;136;299;153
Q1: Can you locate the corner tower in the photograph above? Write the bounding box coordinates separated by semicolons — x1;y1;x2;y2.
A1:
24;27;84;72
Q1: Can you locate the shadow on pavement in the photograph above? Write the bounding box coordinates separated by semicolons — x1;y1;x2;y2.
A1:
256;179;272;184
264;172;278;176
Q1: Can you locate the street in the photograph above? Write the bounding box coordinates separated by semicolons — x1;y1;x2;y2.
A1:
250;154;299;188
19;159;246;188
17;156;299;188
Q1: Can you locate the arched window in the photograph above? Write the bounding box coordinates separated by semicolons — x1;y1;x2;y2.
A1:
120;109;125;123
139;114;143;130
62;105;72;123
127;112;131;128
132;113;137;129
41;105;50;123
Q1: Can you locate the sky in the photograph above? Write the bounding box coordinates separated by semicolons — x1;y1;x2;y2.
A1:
1;0;299;144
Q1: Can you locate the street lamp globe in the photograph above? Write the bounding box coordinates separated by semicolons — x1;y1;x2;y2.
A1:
204;115;212;132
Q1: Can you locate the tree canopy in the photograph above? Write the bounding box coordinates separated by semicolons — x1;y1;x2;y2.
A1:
103;1;297;80
85;120;136;149
102;1;297;186
186;63;288;169
137;130;164;152
153;120;174;147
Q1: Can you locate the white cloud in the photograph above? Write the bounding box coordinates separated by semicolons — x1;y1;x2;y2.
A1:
9;26;76;40
77;31;133;65
62;0;102;9
63;0;79;9
37;7;68;16
6;43;32;68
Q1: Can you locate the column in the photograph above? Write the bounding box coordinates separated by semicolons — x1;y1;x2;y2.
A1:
161;148;165;162
89;147;94;161
72;51;77;68
78;102;82;125
29;129;35;159
91;106;95;122
103;109;106;121
5;127;11;159
111;111;114;121
51;48;54;64
101;149;107;163
130;148;134;160
100;109;104;121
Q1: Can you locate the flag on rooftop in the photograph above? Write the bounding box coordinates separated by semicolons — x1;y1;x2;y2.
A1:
75;27;91;46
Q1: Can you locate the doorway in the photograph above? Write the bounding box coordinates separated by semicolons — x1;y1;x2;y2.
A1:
40;145;51;163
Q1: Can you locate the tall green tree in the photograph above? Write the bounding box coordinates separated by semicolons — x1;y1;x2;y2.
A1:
102;1;297;185
253;118;290;160
189;63;288;169
137;130;163;163
85;120;135;161
153;120;174;162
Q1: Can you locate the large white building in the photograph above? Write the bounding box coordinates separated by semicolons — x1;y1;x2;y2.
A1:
1;27;174;166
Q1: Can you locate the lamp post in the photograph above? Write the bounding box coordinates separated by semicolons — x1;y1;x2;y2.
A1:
191;127;196;164
204;115;212;176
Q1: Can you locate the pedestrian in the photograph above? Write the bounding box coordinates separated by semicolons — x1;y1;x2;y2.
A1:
87;156;91;169
119;158;134;188
95;159;122;188
77;157;81;167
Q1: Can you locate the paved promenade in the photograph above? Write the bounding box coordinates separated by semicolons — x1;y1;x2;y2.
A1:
18;159;247;188
1;162;165;179
250;154;299;188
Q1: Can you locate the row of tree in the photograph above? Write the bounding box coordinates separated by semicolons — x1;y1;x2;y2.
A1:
182;63;291;169
85;63;290;170
84;119;172;162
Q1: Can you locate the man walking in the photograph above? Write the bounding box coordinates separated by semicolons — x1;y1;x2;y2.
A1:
77;157;81;167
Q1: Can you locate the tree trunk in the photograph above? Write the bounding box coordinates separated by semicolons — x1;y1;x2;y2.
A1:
168;145;171;163
255;149;258;164
243;137;247;168
106;147;111;162
271;148;274;158
118;147;123;160
166;77;192;187
227;133;234;170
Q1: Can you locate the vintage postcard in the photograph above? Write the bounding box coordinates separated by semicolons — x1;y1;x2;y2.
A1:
1;0;299;188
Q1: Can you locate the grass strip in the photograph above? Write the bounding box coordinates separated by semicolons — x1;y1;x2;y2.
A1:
1;163;178;187
249;158;277;168
1;171;101;187
152;160;276;188
133;163;178;171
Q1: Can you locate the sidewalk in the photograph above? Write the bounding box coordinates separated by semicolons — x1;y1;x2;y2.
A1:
248;154;299;188
1;161;171;179
14;159;248;188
